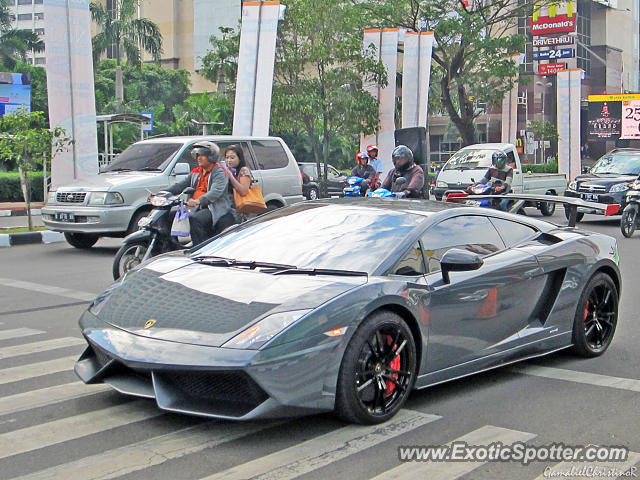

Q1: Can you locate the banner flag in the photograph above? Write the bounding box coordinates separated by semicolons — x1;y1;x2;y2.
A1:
402;31;434;130
44;0;99;186
233;3;260;136
361;29;382;152
557;69;582;181
378;28;399;175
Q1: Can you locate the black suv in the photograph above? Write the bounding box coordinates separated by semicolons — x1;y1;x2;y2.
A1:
298;162;347;199
564;148;640;221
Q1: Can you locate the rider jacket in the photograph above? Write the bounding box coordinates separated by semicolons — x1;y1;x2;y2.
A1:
381;162;425;198
480;165;513;191
351;164;376;181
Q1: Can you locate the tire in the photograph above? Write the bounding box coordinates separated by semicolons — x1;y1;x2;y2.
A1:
539;195;556;216
307;187;319;201
127;210;150;235
266;202;281;212
64;232;99;249
335;311;417;424
564;206;584;223
112;240;150;280
620;207;637;238
571;273;618;357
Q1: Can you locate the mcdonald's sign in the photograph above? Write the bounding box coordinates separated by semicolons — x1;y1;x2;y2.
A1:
530;0;577;36
516;138;524;155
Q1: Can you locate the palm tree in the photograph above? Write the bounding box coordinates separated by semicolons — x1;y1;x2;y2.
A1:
0;0;43;69
90;0;163;102
200;27;239;96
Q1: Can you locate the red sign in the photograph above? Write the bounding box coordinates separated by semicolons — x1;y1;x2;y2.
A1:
529;14;577;36
539;63;567;76
532;35;574;47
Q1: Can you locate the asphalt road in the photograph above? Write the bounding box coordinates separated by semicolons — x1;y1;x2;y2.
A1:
1;208;639;480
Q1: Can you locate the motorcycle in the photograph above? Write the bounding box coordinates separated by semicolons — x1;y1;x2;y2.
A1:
343;176;367;197
367;177;407;198
620;178;640;237
463;179;508;209
112;187;195;280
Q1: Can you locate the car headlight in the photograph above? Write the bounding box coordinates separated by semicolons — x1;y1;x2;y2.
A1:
609;183;629;193
222;309;312;350
88;192;124;205
568;181;577;191
46;188;57;203
436;181;448;188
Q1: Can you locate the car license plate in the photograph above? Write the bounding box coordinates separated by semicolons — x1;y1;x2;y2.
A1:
465;200;482;206
581;193;599;202
54;212;75;222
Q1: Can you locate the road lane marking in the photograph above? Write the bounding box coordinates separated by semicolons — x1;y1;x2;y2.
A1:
0;278;97;302
0;400;163;460
510;365;640;393
16;420;285;480
0;328;44;341
200;410;441;480
0;382;110;416
371;425;536;480
0;356;77;385
535;450;640;480
0;337;85;360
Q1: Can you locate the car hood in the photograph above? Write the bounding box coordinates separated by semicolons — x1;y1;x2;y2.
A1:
92;255;366;347
575;174;636;189
54;171;162;191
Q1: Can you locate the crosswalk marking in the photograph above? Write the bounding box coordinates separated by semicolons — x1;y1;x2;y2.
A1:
0;382;110;416
0;278;97;302
535;450;640;480
16;420;286;480
0;399;163;460
511;365;640;393
0;328;45;341
201;410;441;480
0;337;85;360
370;425;536;480
0;356;76;385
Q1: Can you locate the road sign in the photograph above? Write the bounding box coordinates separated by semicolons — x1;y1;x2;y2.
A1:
141;112;153;132
532;36;574;47
533;48;574;61
539;63;567;76
621;100;640;139
588;93;640;102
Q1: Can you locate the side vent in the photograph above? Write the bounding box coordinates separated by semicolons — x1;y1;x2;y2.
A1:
530;268;567;325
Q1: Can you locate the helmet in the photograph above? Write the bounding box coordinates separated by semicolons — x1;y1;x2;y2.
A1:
492;151;507;169
191;141;220;163
392;145;414;170
366;144;378;153
356;151;369;164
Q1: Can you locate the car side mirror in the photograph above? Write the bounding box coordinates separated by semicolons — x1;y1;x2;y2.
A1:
173;162;190;176
440;248;484;284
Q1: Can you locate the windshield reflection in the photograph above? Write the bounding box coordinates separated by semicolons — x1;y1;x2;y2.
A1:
193;204;425;273
443;149;495;171
103;143;182;172
591;154;640;175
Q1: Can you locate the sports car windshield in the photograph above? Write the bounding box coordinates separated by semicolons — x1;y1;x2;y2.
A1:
443;149;495;171
103;143;182;172
590;154;640;175
193;204;425;273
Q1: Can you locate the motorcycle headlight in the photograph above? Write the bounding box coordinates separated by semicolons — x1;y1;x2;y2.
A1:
150;196;171;207
631;182;640;191
609;183;629;193
568;181;577;191
89;192;124;205
437;181;448;188
222;309;312;350
46;188;57;203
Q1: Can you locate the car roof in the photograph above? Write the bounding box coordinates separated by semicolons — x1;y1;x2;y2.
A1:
459;143;515;151
136;136;283;144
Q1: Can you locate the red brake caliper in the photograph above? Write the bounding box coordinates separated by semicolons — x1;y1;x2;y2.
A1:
384;335;400;396
584;300;590;321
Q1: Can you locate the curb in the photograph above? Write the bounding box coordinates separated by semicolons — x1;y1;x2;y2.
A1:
0;230;64;247
0;208;42;217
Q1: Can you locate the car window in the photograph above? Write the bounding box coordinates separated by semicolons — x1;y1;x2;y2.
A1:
591;153;640;175
420;215;505;273
488;217;538;247
177;145;197;170
300;164;317;179
251;140;289;170
328;166;340;177
506;151;516;168
217;142;253;169
103;143;181;172
389;242;425;276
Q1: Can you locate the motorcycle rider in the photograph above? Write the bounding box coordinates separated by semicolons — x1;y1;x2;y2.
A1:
381;145;425;198
467;151;513;210
351;151;377;195
366;145;384;188
166;141;232;245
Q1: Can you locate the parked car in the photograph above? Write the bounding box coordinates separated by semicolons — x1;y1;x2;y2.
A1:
564;148;640;222
433;143;567;215
42;136;304;248
298;162;347;198
75;198;620;424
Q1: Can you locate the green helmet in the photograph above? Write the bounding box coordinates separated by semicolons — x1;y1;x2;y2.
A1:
492;152;507;169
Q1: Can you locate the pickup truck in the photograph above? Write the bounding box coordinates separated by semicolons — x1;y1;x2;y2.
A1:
432;143;567;215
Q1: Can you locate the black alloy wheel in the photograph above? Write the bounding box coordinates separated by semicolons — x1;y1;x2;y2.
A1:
620;207;637;238
572;273;618;357
335;311;416;424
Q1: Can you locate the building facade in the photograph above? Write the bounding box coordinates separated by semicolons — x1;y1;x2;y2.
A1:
5;0;46;65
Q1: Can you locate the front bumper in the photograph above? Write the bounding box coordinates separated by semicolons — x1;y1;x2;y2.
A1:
42;204;135;233
564;190;625;215
75;312;339;420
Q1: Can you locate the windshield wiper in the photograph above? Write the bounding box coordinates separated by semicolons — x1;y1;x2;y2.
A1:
270;267;368;277
107;167;132;172
192;256;296;270
138;166;163;171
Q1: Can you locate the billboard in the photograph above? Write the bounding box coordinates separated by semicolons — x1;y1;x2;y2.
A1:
539;63;567;76
588;101;621;141
533;48;574;61
0;72;31;117
532;36;574;47
621;100;640;139
530;0;577;36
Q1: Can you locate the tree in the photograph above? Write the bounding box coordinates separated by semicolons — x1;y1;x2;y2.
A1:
527;119;559;163
0;109;72;230
172;92;233;136
90;0;163;101
200;26;240;96
358;0;542;146
271;0;387;195
0;0;43;69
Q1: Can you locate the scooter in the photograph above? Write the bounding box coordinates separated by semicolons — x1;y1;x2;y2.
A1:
367;177;407;198
620;178;640;237
343;176;367;197
463;179;508;209
112;187;194;280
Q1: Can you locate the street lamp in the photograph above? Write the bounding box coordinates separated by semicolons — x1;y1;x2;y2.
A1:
190;119;224;136
536;80;552;164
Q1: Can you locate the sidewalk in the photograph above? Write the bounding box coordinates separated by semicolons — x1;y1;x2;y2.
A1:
0;202;44;217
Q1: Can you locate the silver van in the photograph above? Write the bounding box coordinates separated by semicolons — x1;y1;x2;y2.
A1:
42;136;304;248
